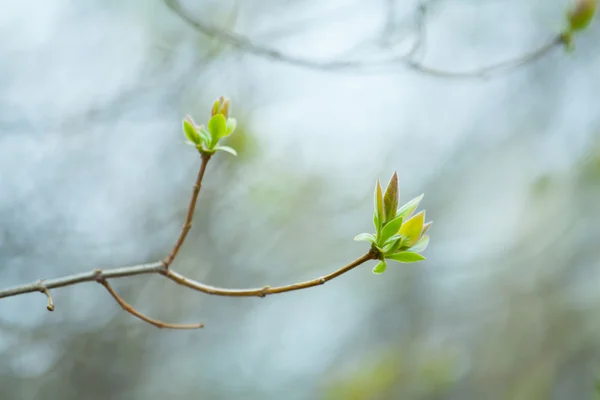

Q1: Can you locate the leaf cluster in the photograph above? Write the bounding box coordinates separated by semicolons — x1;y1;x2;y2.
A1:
183;96;238;156
354;172;432;274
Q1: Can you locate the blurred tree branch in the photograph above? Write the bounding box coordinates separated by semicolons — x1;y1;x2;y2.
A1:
163;0;567;79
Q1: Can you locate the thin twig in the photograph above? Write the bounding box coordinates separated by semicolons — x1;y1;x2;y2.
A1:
163;153;211;267
401;0;434;61
340;0;431;64
163;251;378;297
164;0;565;79
97;278;204;329
382;0;397;40
405;35;564;78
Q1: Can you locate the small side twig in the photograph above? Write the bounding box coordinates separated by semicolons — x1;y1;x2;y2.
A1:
37;281;54;312
96;276;204;329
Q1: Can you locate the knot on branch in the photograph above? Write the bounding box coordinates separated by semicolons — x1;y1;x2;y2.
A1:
93;269;105;284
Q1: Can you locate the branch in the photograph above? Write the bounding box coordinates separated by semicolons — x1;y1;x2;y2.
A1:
0;262;165;298
97;278;204;329
163;153;211;267
0;97;393;329
0;149;214;329
405;35;564;79
0;252;377;305
163;0;565;79
163;250;378;297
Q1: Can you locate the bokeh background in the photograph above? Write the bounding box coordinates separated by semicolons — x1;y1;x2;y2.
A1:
1;0;600;399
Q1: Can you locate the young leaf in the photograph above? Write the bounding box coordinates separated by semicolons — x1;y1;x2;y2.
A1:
422;221;433;236
408;235;429;253
219;98;230;118
383;233;402;246
373;212;381;235
372;260;387;274
214;145;238;156
374;179;385;225
208;114;227;147
226;118;237;136
399;210;425;246
383;172;399;222
211;98;221;116
197;125;210;143
382;236;402;254
387;251;426;263
568;0;597;32
354;233;377;244
397;194;424;220
183;119;201;144
379;215;403;244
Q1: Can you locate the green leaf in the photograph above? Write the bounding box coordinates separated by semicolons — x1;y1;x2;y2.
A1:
568;0;597;32
397;194;424;220
383;172;399;222
383;233;402;246
374;179;385;225
387;251;426;263
354;233;377;244
379;215;403;244
408;235;429;253
372;260;387;274
382;236;402;254
183;118;201;144
197;125;210;143
226;118;237;136
208;114;227;147
214;145;238;156
399;210;425;246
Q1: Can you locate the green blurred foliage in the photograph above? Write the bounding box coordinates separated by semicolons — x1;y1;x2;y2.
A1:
322;345;460;400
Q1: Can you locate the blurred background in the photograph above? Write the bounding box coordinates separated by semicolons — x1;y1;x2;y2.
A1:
1;0;600;399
